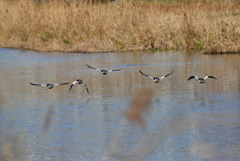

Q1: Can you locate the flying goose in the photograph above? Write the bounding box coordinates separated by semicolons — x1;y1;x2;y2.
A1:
29;82;69;89
187;75;217;83
139;70;174;83
86;64;122;75
68;79;89;94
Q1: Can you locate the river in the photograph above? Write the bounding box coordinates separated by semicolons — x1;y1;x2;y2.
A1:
0;48;239;160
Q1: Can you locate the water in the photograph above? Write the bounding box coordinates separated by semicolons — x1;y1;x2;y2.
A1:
0;48;239;160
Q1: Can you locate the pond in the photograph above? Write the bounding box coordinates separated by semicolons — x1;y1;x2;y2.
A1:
0;48;239;160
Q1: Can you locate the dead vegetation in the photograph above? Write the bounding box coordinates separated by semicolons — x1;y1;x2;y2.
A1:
0;0;239;53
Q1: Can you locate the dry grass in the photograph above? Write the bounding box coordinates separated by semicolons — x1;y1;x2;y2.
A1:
0;0;240;53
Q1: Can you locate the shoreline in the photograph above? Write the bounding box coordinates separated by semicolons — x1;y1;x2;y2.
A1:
0;41;239;54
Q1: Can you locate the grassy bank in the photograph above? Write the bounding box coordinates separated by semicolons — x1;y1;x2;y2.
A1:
0;0;240;53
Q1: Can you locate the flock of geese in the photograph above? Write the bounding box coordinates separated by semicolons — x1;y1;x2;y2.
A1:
29;64;217;94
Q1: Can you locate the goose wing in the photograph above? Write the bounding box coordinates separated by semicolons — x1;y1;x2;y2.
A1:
139;70;153;80
108;68;122;72
82;81;90;95
68;81;77;93
29;82;47;86
55;82;69;86
204;76;217;80
86;64;101;71
160;70;174;80
187;76;198;81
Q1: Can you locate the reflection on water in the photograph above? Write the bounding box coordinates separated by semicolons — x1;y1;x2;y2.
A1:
0;48;240;160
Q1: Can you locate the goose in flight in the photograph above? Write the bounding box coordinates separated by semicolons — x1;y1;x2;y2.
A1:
29;82;69;89
86;64;122;75
139;70;174;83
68;79;89;94
187;75;217;83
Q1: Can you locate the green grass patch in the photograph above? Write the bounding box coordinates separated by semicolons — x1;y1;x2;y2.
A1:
193;34;204;50
43;31;55;39
115;40;125;49
63;39;70;45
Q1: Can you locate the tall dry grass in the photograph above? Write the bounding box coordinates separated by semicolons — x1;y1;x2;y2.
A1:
0;0;240;53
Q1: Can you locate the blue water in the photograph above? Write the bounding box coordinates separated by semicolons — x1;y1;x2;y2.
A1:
0;48;239;160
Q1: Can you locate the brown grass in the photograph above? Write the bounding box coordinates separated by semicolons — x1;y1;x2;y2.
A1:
0;0;240;53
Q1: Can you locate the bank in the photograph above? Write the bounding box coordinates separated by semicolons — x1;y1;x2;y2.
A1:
0;0;239;54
